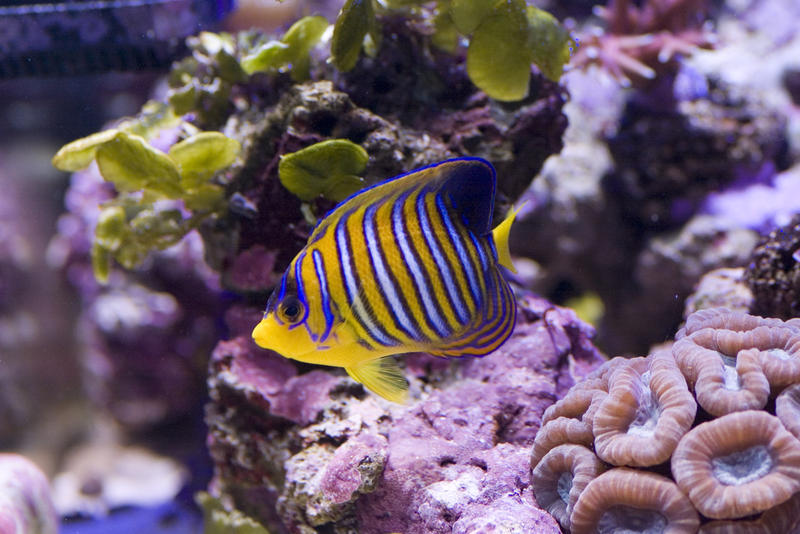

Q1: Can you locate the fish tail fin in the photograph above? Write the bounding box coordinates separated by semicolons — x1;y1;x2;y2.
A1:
346;357;409;404
492;202;526;274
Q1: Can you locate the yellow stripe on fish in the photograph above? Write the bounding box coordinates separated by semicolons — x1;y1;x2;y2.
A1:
252;158;520;402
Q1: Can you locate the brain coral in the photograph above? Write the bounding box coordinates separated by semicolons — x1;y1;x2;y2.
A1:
531;308;800;533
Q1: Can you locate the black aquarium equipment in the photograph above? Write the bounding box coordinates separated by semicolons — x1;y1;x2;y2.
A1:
0;0;235;77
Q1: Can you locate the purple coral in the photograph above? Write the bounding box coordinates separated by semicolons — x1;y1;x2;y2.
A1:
572;0;713;85
570;468;699;533
531;308;800;531
673;308;800;416
592;350;696;467
205;295;606;533
702;166;800;232
672;410;800;519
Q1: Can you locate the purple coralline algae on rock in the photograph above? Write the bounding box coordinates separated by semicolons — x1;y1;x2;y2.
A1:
0;454;58;534
604;79;788;232
205;295;606;533
702;164;800;232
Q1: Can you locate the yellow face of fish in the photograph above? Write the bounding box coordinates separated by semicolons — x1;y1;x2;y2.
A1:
251;294;317;362
251;253;365;368
251;157;520;404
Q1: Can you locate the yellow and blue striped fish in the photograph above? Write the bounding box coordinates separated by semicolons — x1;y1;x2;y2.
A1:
252;158;520;402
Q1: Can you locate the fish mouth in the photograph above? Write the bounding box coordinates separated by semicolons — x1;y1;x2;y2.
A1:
251;319;272;350
251;318;334;364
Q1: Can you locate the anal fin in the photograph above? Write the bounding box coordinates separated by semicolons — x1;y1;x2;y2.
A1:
346;357;409;404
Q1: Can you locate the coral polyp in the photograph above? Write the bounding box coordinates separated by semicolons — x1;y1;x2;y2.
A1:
532;309;800;531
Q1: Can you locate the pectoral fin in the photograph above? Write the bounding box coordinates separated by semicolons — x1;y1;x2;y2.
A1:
346;357;409;404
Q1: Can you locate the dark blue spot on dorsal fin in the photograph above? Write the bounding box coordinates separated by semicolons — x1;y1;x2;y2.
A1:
439;158;496;236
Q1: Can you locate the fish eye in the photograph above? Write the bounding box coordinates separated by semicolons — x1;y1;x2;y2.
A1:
279;296;304;324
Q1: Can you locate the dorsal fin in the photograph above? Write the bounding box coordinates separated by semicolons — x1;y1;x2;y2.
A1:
307;157;497;242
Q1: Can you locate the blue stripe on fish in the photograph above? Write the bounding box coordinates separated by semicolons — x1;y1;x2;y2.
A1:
336;209;398;347
388;190;447;341
312;249;334;343
391;189;450;338
363;202;422;341
436;194;482;308
416;192;470;326
290;250;310;333
429;193;475;317
272;271;289;325
469;230;489;273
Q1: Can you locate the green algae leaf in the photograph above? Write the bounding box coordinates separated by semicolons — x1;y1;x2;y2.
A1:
95;132;182;198
184;184;226;212
240;40;291;75
432;5;459;53
196;492;271;534
362;28;381;58
95;206;127;252
217;49;248;83
279;139;367;202
114;243;148;270
120;100;180;140
242;17;328;78
192;32;246;82
53;102;181;172
281;15;330;81
91;242;112;284
52;129;120;172
331;0;377;72
467;0;531;101
127;208;185;256
168;132;241;189
168;83;198;116
196;31;236;56
282;17;329;51
450;0;494;34
526;6;572;82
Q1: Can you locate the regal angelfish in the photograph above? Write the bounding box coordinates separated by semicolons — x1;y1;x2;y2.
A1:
252;158;520;402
